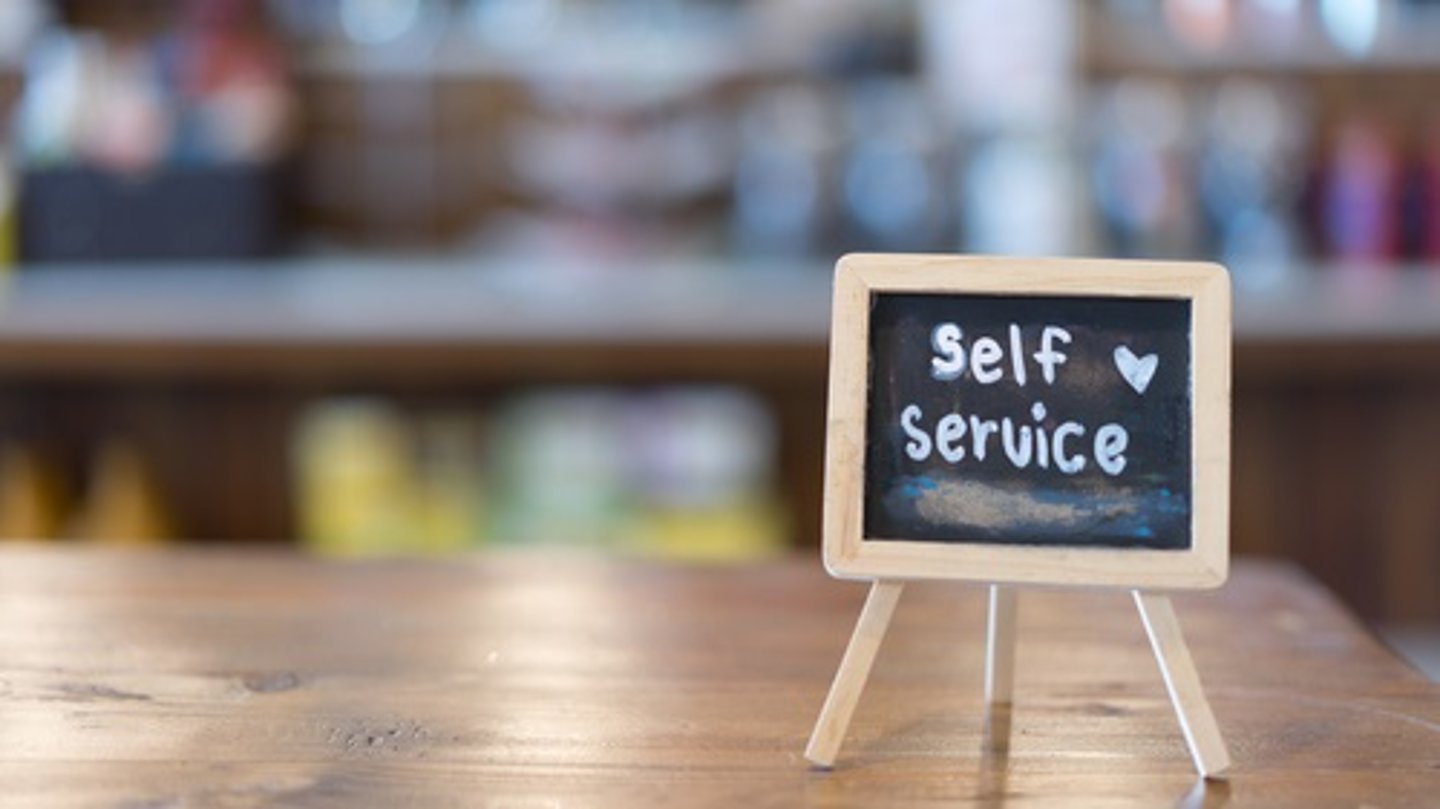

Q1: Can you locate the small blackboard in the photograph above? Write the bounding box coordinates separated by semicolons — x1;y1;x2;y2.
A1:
824;254;1230;589
865;293;1192;550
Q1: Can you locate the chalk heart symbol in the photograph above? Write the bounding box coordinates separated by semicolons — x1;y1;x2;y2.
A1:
1113;346;1159;395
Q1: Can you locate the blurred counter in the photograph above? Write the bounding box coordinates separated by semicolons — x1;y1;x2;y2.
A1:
0;257;831;379
0;257;1438;622
0;258;1438;379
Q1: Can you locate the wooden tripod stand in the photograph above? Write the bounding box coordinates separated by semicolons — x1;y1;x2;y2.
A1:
805;581;1231;778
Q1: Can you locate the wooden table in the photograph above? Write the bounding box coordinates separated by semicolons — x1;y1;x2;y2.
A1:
1;548;1436;807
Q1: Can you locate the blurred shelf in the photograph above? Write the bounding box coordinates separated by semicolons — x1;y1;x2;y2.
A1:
4;256;1438;614
302;38;759;87
1235;267;1440;342
1234;267;1440;382
0;257;1438;381
0;256;833;382
1086;12;1440;74
298;30;794;112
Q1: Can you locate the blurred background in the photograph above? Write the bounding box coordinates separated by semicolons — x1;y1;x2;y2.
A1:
0;0;1437;669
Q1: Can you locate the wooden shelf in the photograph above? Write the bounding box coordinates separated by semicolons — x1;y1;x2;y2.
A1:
0;256;832;381
1085;9;1440;75
1;257;1438;380
1234;266;1440;341
3;256;1438;619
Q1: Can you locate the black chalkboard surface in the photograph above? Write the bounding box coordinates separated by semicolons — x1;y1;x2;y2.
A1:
864;293;1192;550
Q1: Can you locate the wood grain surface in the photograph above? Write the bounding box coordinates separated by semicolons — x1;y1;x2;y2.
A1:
0;547;1436;808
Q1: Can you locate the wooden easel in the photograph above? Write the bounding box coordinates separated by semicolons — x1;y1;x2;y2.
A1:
805;582;1231;778
812;255;1234;777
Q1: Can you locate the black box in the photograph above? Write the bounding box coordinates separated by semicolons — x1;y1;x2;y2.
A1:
19;164;290;262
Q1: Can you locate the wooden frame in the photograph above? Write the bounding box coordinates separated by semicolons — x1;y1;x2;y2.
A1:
823;253;1231;590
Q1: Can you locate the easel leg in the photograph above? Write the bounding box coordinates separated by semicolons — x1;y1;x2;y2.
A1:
984;584;1018;706
805;580;904;768
983;584;1018;754
1133;591;1232;778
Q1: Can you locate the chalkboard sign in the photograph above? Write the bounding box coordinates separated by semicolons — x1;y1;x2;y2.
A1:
824;254;1230;589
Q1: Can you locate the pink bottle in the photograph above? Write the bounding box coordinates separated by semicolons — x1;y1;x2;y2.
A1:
1319;118;1400;267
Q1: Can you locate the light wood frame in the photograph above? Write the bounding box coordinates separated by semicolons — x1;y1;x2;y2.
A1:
823;253;1231;590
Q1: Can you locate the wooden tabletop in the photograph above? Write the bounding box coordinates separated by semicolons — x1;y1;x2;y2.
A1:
1;548;1436;808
